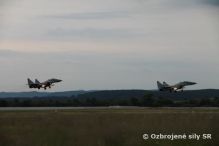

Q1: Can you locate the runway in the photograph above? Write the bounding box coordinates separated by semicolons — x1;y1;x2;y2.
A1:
0;106;218;111
0;106;141;111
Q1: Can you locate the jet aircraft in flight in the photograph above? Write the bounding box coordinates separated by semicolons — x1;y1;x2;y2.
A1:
27;78;62;90
157;81;197;92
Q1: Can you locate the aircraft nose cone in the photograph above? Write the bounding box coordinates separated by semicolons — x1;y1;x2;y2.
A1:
52;79;62;82
190;82;197;85
184;81;197;85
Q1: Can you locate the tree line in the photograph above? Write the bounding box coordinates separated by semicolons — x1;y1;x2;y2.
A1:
0;94;218;107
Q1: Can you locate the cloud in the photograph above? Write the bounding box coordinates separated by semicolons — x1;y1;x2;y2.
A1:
43;11;131;20
203;0;219;6
166;0;219;8
46;27;146;40
134;0;219;11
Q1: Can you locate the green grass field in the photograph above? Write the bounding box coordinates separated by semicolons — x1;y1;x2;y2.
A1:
0;108;218;146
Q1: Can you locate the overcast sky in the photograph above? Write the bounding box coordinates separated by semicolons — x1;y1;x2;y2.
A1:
0;0;219;91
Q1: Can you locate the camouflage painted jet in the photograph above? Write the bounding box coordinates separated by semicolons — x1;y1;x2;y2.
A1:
27;78;62;90
157;81;197;92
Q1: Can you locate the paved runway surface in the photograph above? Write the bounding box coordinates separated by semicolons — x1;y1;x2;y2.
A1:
0;107;218;111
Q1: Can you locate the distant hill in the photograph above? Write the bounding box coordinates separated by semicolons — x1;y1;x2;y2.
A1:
0;90;88;98
77;90;147;99
77;89;219;100
151;89;219;99
1;89;219;107
0;89;219;99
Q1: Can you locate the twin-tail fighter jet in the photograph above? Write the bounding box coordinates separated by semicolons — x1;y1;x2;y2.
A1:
157;81;197;92
27;78;62;90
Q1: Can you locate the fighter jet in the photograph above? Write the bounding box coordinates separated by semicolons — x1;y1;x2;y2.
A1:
27;78;62;90
157;81;197;92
